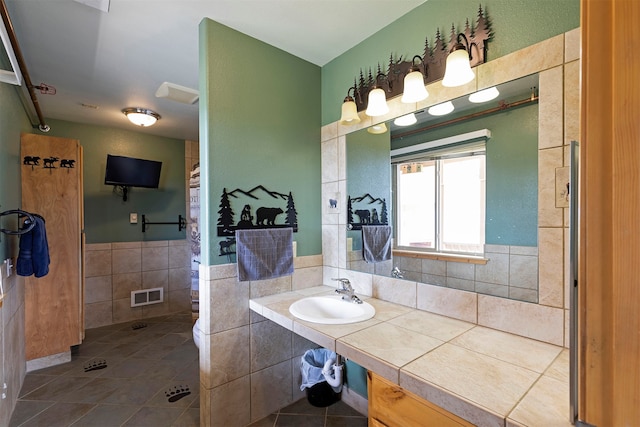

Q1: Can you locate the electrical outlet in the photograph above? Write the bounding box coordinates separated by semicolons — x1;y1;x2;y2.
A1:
129;213;138;224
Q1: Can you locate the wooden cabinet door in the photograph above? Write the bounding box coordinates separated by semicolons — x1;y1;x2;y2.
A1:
21;133;83;360
368;372;473;427
369;417;389;427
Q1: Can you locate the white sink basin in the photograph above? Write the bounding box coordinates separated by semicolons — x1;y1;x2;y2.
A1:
289;294;375;324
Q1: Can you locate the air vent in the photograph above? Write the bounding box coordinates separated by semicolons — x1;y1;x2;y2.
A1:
130;287;164;307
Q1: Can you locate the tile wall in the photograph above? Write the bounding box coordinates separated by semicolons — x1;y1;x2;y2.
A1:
393;245;539;303
84;240;191;329
320;28;580;348
198;256;324;426
0;270;26;427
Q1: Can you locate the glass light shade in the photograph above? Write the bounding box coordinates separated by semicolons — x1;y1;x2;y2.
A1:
394;113;417;127
401;70;429;103
365;88;389;117
339;99;361;125
469;86;500;103
428;101;455;116
123;108;160;127
442;48;475;87
367;123;388;134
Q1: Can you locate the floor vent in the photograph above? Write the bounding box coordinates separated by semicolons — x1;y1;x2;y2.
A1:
131;287;164;307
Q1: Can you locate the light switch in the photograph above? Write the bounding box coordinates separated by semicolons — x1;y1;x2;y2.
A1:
130;213;138;224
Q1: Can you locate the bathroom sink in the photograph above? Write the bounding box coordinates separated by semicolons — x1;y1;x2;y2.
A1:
289;294;375;324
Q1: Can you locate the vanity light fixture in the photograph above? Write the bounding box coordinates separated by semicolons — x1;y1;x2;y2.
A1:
339;86;361;125
394;113;417;127
442;33;478;87
122;107;161;127
469;86;500;103
367;123;388;134
401;56;429;103
339;6;491;116
365;73;391;117
428;101;455;116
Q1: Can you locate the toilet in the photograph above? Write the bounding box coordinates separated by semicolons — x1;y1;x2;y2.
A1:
192;318;202;350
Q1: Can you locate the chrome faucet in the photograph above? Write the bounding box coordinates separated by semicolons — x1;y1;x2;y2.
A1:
331;278;363;304
391;267;404;279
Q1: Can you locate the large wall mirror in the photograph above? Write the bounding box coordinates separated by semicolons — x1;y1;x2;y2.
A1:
346;73;543;303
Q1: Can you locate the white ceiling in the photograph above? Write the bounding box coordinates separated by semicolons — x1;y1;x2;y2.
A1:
4;0;426;141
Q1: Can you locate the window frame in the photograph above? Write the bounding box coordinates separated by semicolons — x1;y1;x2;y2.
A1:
392;135;487;257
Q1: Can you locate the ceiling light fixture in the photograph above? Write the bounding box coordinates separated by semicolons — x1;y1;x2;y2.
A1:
469;86;499;103
428;101;455;116
122;107;161;127
401;56;429;103
442;33;478;87
394;113;417;127
339;86;361;125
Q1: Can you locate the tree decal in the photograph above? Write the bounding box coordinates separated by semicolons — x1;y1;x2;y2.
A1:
285;192;298;228
380;198;388;225
217;188;234;233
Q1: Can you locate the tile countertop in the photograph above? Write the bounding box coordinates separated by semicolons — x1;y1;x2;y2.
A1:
250;286;572;427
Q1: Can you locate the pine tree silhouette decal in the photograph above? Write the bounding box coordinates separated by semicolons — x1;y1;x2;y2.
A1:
217;188;234;233
380;199;388;225
285;192;298;229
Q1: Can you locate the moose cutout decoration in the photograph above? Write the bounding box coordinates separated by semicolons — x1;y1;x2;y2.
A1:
23;155;75;170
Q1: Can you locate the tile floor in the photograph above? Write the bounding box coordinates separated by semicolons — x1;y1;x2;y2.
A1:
248;398;367;427
9;312;368;427
9;313;200;427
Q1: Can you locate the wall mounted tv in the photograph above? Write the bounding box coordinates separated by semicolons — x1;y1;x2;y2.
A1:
104;154;162;201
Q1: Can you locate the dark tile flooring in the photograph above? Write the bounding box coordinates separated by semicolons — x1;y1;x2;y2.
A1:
9;313;368;427
247;398;368;427
9;313;200;427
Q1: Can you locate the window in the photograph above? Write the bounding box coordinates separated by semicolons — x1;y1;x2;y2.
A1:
395;143;486;255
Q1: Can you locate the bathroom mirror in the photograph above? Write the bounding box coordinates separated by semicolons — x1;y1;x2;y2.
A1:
346;73;542;303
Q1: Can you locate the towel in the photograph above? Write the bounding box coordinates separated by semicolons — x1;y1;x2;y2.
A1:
236;228;294;281
17;215;50;278
362;225;392;263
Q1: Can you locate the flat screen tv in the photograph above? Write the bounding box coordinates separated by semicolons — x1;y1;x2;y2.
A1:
104;154;162;189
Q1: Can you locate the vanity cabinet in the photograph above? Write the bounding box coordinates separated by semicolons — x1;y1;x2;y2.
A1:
368;372;473;427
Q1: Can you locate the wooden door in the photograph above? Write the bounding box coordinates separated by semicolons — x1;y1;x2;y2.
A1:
580;0;640;424
21;133;83;360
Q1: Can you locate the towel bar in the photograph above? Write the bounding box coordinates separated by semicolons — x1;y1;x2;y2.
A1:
0;209;36;236
141;214;186;233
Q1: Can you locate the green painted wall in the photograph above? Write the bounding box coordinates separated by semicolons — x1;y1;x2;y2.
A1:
391;103;539;246
346;128;391;251
199;19;322;265
43;119;186;243
0;83;34;260
321;0;580;125
345;359;368;397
